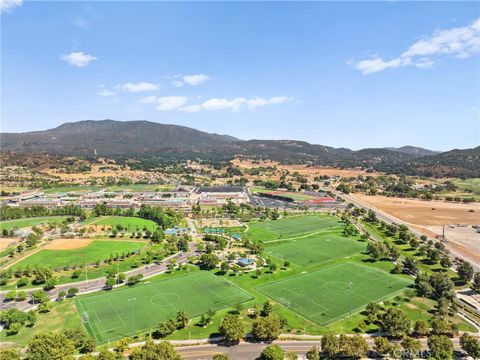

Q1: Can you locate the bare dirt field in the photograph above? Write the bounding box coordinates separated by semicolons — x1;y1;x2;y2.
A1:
0;237;18;248
352;194;480;226
231;159;380;178
197;219;243;228
44;238;94;250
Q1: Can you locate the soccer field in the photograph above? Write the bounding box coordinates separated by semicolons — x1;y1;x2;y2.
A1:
265;231;365;267
83;216;159;232
0;216;69;231
13;240;145;270
75;271;253;343
257;262;411;325
247;215;342;242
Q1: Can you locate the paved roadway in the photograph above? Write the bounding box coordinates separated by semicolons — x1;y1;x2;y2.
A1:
175;338;468;360
0;243;198;311
336;191;480;272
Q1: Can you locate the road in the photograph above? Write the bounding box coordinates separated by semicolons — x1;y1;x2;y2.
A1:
336;191;480;272
175;338;468;360
0;243;198;311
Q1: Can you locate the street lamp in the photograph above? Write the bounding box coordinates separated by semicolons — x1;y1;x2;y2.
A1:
128;298;137;336
348;282;353;317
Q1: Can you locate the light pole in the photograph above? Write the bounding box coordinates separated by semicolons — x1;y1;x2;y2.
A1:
128;298;136;336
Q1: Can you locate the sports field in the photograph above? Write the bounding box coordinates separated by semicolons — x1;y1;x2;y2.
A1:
0;216;69;231
265;230;365;267
257;262;411;325
247;215;342;242
13;240;145;270
75;271;252;343
83;216;159;232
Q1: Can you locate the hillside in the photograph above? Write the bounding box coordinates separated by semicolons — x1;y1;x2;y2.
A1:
1;120;478;177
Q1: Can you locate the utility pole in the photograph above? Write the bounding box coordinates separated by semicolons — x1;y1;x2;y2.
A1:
349;282;353;317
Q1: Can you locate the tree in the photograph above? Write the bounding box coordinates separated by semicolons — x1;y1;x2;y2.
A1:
413;320;429;337
338;334;369;359
260;345;284;360
321;333;339;358
200;253;220;270
401;336;421;359
5;290;16;302
129;339;181;360
212;354;230;360
26;332;75;360
261;301;273;317
105;278;115;290
429;272;454;299
0;349;21;360
460;333;480;359
457;261;474;284
219;314;244;343
379;308;411;338
67;287;79;297
176;310;189;329
252;316;282;341
374;336;393;357
428;335;453;360
32;289;48;304
306;345;320;360
473;272;480;293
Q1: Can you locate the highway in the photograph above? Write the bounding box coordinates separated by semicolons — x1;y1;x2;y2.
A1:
175;338;468;359
336;191;480;272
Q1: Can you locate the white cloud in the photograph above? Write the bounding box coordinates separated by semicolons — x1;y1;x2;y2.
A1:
139;95;158;104
139;96;187;111
61;51;97;67
201;96;292;112
120;82;159;93
180;105;202;113
172;80;184;88
202;97;246;112
0;0;22;14
156;96;188;111
98;87;116;97
353;17;480;74
182;74;211;86
74;17;90;30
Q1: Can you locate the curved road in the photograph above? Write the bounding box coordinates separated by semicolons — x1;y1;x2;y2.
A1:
0;243;198;311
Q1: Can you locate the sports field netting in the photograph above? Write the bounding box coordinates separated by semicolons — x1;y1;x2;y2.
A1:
247;215;342;242
75;271;252;343
265;231;365;267
257;262;411;325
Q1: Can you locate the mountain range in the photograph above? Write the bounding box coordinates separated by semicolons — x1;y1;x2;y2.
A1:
1;120;478;177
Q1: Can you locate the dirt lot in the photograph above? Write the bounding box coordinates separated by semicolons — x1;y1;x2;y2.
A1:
352;194;480;226
44;238;94;250
197;219;243;228
0;238;18;248
231;159;379;178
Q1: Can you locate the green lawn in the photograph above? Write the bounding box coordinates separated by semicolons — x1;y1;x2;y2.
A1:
13;240;145;270
105;184;174;192
43;186;101;194
447;178;480;200
247;214;342;242
0;216;69;231
257;262;411;326
75;271;252;343
264;230;366;267
83;216;159;232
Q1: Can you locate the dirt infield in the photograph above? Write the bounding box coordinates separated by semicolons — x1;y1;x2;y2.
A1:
352;194;480;226
197;218;242;228
44;238;94;250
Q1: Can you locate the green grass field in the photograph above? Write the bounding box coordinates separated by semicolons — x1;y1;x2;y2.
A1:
247;215;342;242
13;240;145;270
448;178;480;200
83;216;159;232
75;271;252;343
0;216;69;231
43;186;101;194
265;230;366;267
257;262;411;325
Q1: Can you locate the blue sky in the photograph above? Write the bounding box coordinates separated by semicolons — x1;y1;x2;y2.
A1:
1;1;479;151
